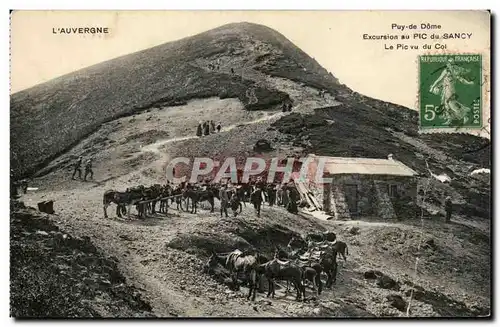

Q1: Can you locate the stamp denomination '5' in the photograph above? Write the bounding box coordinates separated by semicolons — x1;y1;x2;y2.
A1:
419;54;482;129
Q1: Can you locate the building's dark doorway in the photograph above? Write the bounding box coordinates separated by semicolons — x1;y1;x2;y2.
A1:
344;184;359;216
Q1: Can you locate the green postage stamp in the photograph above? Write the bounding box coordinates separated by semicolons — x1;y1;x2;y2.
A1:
419;54;482;131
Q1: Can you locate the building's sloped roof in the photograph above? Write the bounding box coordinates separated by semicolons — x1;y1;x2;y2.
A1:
309;155;418;177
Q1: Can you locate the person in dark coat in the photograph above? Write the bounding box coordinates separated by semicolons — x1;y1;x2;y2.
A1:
71;156;83;180
203;121;210;136
287;188;299;214
210;120;216;133
216;122;222;133
445;196;453;223
250;186;263;217
281;185;289;208
196;123;203;137
83;158;94;181
219;184;230;218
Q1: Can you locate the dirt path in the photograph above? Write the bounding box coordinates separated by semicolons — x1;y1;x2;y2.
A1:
22;185;366;317
140;111;287;156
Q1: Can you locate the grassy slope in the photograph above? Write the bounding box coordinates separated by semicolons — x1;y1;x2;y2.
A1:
10;22;340;180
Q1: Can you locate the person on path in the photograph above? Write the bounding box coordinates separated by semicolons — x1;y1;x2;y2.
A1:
219;184;230;218
71;156;83;180
250;186;263;217
196;123;203;137
204;121;210;136
83;158;94;181
445;196;453;223
281;185;289;208
216;122;222;133
210;120;216;133
287;188;299;214
267;183;277;206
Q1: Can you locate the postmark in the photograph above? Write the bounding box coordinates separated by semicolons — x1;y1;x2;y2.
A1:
418;54;485;132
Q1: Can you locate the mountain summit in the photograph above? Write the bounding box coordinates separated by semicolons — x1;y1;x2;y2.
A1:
10;22;340;177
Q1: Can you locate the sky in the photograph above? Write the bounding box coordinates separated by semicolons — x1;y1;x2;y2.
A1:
10;10;490;133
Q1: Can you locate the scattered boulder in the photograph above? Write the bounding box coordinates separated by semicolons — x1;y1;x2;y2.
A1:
364;269;383;279
253;139;273;152
376;274;400;291
348;226;360;235
386;294;407;312
37;200;55;214
323;231;337;242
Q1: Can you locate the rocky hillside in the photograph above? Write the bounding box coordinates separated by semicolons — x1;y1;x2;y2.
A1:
10;22;340;179
10;201;155;318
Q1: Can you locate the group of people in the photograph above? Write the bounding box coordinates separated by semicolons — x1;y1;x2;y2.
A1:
268;183;300;214
207;61;235;75
196;120;221;137
71;156;94;181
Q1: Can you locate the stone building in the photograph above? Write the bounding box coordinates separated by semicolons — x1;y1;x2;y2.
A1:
303;154;419;220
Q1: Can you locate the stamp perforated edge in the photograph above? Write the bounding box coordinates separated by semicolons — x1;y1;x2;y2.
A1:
416;50;491;138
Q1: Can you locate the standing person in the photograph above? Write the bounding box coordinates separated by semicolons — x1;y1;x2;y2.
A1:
250;186;263;217
445;196;453;223
287;188;299;214
210;120;216;133
216;122;222;133
281;185;289;208
196;123;203;137
83;158;94;181
71;156;83;180
204;121;210;136
268;183;277;206
219;184;230;218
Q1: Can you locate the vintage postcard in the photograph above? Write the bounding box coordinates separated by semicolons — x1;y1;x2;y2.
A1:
9;10;491;319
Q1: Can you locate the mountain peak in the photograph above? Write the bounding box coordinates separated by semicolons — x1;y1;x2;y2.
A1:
10;23;340;178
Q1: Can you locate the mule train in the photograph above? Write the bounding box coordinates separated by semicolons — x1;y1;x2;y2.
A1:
205;231;349;302
102;181;251;219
